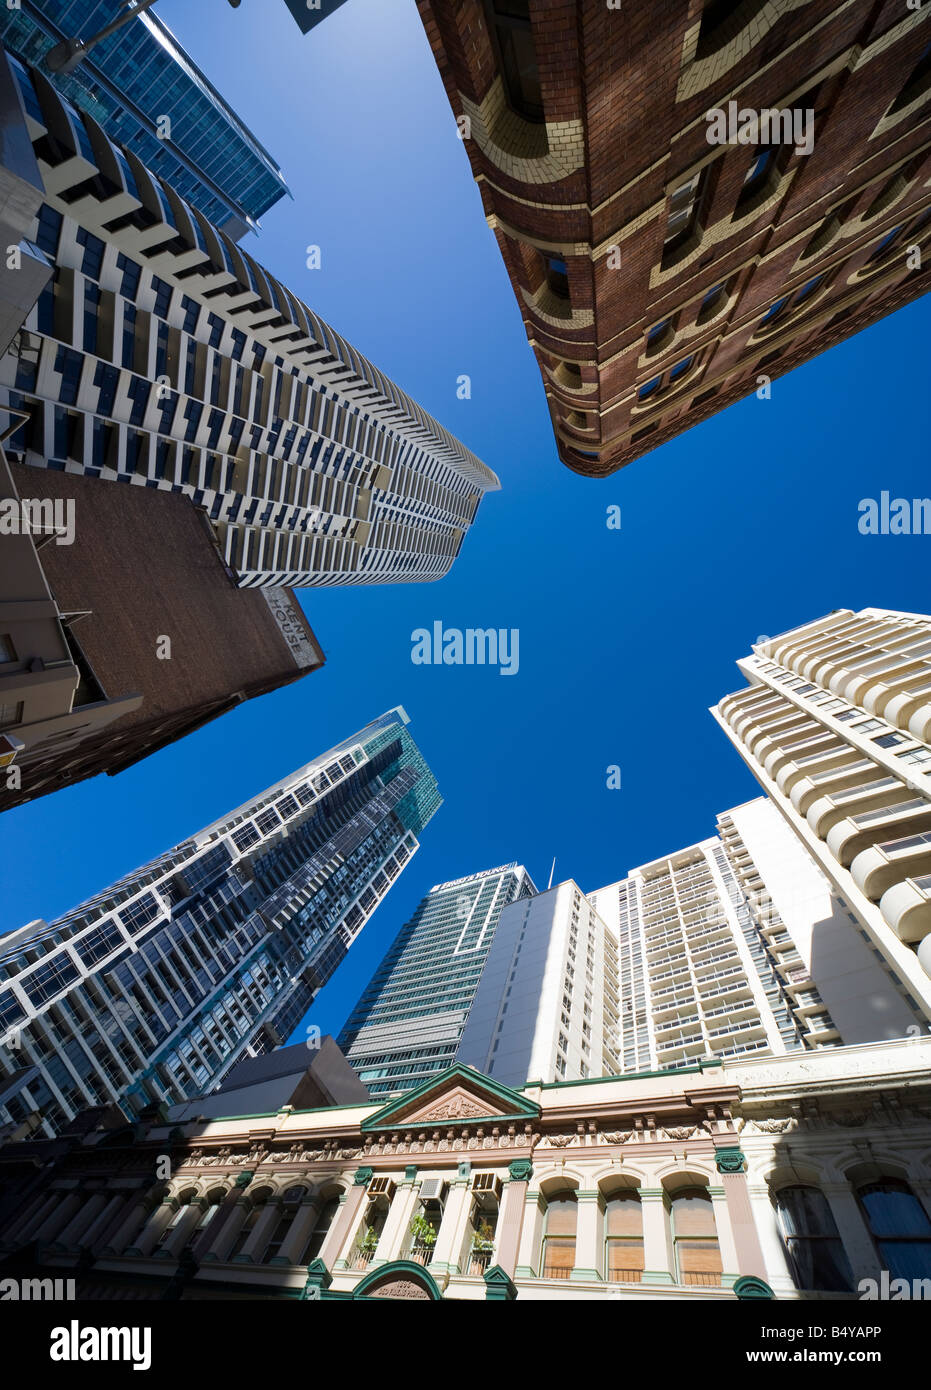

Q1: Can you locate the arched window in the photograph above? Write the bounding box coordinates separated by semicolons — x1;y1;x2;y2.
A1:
670;1188;723;1287
541;1191;577;1280
486;0;543;123
262;1186;308;1264
858;1179;931;1280
184;1189;224;1249
604;1192;644;1283
775;1186;854;1291
154;1188;195;1249
303;1195;341;1264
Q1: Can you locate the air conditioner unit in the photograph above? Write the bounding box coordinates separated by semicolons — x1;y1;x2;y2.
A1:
368;1177;396;1201
472;1173;503;1201
419;1177;448;1204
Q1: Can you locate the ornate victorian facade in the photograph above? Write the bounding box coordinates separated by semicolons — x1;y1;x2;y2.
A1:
2;1038;931;1301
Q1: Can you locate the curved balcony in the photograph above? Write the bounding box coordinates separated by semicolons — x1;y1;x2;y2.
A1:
805;778;903;838
776;747;854;797
878;874;931;945
883;687;931;737
908;704;931;743
763;734;837;781
826;799;931;867
789;760;875;816
851;832;931;902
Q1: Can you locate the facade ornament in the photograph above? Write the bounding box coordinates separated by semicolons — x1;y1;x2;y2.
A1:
714;1146;747;1174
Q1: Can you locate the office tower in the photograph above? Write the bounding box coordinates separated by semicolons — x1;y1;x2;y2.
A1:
713;606;931;1014
0;0;289;237
0;46;496;805
338;864;537;1096
0;708;439;1139
457;798;920;1088
418;1;931;476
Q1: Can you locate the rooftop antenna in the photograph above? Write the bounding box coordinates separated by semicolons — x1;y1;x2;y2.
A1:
547;857;556;890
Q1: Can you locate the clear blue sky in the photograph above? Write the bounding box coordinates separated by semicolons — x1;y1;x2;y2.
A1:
2;0;928;1050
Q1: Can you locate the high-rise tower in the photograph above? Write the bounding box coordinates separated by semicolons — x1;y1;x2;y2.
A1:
0;708;440;1137
0;0;290;237
0;46;497;806
338;864;537;1095
713;607;931;1014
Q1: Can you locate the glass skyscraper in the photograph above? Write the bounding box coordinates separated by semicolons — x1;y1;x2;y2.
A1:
338;864;537;1096
0;0;289;236
0;708;440;1138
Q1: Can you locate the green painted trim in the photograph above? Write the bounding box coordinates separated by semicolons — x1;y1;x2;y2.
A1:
514;1264;537;1278
484;1265;517;1301
352;1259;443;1301
570;1268;602;1281
642;1270;676;1285
361;1064;541;1132
734;1274;775;1300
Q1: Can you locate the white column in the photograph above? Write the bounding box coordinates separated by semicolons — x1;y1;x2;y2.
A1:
515;1190;544;1278
823;1182;882;1285
747;1184;796;1292
710;1187;740;1286
373;1178;420;1267
272;1197;321;1266
429;1178;472;1278
103;1194;156;1256
200;1197;251;1263
234;1199;282;1264
55;1193;110;1249
127;1198;176;1256
33;1192;82;1244
4;1192;58;1245
640;1189;674;1285
572;1190;602;1281
157;1202;204;1260
81;1194;128;1251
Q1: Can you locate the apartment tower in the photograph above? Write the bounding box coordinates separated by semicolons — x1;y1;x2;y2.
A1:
457;797;922;1088
0;708;439;1138
713;607;931;1013
418;0;931;475
0;45;497;806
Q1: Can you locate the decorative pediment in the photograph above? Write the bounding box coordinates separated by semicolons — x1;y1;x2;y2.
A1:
361;1065;541;1133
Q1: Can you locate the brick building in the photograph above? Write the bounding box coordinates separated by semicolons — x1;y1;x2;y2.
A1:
418;0;931;476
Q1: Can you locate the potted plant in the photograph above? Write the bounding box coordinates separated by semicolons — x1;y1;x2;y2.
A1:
409;1211;438;1253
471;1218;495;1254
357;1225;379;1259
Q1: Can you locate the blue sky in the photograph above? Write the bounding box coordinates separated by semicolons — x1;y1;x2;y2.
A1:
1;0;928;1047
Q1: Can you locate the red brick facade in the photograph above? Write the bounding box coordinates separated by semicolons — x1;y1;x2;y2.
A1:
418;0;931;476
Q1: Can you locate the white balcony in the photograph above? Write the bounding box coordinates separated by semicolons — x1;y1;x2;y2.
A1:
825;799;931;867
851;833;931;901
878;874;931;945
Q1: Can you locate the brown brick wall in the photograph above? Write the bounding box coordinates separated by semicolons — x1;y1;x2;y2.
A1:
2;466;323;810
418;0;931;475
